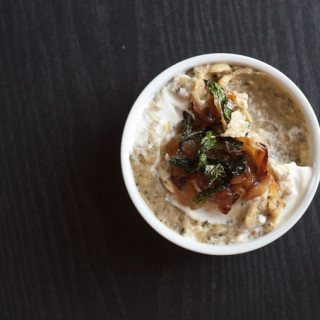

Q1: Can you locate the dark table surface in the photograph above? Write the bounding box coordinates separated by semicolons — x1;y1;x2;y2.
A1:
1;0;320;319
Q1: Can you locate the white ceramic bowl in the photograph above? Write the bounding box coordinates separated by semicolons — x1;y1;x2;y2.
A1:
121;53;320;255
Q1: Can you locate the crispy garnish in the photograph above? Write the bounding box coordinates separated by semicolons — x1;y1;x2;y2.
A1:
165;82;284;214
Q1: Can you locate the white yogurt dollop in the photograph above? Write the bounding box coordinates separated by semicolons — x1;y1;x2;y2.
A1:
277;163;313;223
133;85;187;148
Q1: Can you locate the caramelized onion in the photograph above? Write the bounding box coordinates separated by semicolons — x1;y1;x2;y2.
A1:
209;187;240;214
238;138;268;175
171;176;188;191
172;173;210;209
244;174;272;200
165;134;181;156
191;101;220;125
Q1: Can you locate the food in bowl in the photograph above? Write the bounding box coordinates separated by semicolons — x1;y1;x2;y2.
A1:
129;63;312;245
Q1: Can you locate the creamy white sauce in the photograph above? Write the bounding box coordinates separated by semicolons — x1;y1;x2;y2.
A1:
133;85;187;149
277;163;313;223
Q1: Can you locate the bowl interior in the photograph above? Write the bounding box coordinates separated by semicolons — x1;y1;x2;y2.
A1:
121;53;320;255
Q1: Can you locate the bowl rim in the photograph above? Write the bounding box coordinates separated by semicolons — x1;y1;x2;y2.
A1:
121;53;320;255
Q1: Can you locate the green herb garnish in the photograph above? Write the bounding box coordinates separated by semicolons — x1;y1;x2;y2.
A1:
192;155;247;204
199;130;220;154
204;80;234;123
223;155;247;176
204;163;226;182
197;153;208;170
224;137;243;153
169;156;198;173
197;131;220;180
179;111;205;151
193;183;226;204
197;131;219;171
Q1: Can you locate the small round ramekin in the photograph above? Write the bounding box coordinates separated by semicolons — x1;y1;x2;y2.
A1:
121;53;320;255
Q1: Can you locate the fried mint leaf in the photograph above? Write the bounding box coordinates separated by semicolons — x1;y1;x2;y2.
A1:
182;111;193;133
169;156;198;174
198;153;208;170
197;132;226;184
193;182;228;204
179;111;205;151
204;80;234;124
199;131;220;154
193;155;247;204
224;137;243;153
221;99;233;123
205;80;226;101
197;131;220;172
204;163;226;181
223;155;247;176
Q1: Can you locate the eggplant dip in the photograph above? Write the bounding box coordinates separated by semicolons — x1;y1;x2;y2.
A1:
129;63;312;245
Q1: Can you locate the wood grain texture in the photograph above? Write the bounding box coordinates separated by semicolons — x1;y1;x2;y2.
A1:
0;0;319;319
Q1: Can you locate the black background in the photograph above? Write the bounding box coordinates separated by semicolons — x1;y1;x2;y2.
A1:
1;0;320;319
